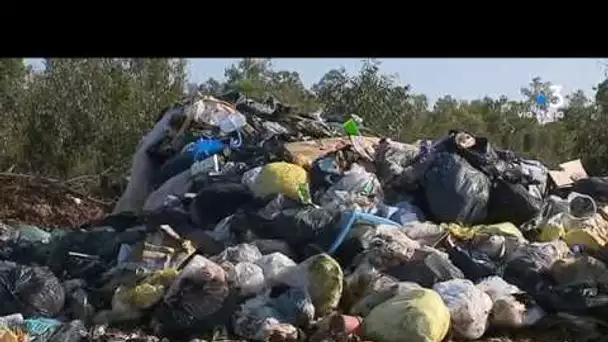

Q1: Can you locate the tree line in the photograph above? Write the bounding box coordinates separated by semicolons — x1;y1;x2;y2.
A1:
1;58;607;190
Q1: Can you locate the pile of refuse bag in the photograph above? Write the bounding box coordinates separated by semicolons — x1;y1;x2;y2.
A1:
4;92;608;342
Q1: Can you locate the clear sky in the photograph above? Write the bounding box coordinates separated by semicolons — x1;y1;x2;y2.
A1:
27;58;607;105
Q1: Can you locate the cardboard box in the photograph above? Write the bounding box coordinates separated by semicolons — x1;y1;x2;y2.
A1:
549;159;589;188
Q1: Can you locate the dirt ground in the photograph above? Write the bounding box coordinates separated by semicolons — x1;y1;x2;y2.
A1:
0;174;110;228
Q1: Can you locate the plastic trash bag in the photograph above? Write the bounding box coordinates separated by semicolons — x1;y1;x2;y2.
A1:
447;222;525;241
0;262;65;317
433;279;492;340
152;256;229;337
384;247;465;288
350;279;422;317
247;195;343;249
212;243;262;264
46;320;88;342
190;183;253;228
254;252;296;284
486;178;543;226
319;163;383;206
477;276;546;328
232;287;310;341
400;221;444;246
112;268;179;314
228;262;266;296
544;256;608;315
274;253;343;316
422;152;491;224
571;177;608;203
63;280;96;322
143;169;193;214
476;276;523;302
478;276;546;329
364;287;451;342
248;162;310;202
376;201;425;226
374;139;421;185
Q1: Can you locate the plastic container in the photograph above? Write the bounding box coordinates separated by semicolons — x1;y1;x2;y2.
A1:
344;119;361;136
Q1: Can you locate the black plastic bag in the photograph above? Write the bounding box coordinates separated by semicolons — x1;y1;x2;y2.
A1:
190;183;254;229
47;320;88;342
422;152;491;224
571;177;608;204
446;243;505;281
309;145;360;197
0;261;65;317
154;151;195;190
245;195;343;249
486;179;542;225
48;226;146;280
384;250;464;288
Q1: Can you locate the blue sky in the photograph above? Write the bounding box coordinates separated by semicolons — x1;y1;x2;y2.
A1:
27;58;607;105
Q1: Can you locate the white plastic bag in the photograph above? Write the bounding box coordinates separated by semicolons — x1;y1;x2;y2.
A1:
433;279;492;340
319;163;383;206
254;253;296;285
229;262;266;296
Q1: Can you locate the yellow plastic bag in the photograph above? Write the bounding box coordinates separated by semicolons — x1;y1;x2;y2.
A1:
0;328;27;342
249;162;310;202
364;288;450;342
538;222;565;242
113;268;180;312
447;222;524;240
539;213;608;251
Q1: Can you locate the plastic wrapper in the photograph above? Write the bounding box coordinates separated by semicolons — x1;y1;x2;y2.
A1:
433;279;493;339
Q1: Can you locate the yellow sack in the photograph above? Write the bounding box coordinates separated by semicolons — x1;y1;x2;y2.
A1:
538;222;565;242
539;213;608;251
364;288;450;342
249;162;310;202
113;268;180;311
447;222;524;240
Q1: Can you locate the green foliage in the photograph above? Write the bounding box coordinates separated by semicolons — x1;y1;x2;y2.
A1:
1;58;186;178
1;57;607;190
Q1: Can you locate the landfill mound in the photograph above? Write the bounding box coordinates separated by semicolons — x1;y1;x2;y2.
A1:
1;91;608;342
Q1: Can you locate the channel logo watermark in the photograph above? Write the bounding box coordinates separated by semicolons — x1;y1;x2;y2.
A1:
519;85;565;124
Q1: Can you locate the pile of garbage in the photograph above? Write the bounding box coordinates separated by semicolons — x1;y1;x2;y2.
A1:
3;91;608;342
